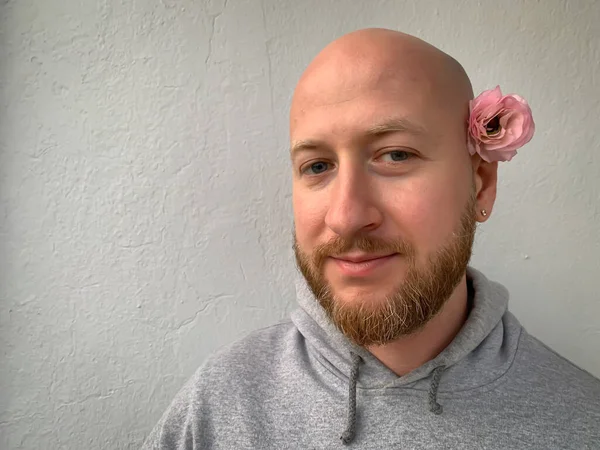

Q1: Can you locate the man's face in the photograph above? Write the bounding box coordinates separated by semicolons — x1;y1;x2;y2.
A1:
291;64;477;346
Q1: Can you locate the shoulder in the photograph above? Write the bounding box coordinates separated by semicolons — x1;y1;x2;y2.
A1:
192;319;300;394
203;319;298;372
513;329;600;411
141;320;299;449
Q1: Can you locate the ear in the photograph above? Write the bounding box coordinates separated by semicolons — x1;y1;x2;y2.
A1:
471;154;498;222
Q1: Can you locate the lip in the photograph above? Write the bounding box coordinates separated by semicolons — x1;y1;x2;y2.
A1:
330;253;398;277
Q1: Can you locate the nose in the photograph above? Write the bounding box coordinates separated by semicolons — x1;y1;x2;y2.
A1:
324;163;383;238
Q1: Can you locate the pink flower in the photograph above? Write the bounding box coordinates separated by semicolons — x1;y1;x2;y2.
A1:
467;86;535;162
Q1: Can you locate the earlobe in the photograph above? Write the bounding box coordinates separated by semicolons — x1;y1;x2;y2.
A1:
478;208;489;223
471;155;498;222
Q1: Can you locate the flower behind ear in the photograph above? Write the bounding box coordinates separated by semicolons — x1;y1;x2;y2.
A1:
468;86;535;162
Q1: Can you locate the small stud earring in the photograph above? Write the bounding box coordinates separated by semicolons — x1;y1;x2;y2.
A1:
481;209;488;217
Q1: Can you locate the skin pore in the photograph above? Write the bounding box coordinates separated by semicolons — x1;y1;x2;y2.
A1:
290;29;498;376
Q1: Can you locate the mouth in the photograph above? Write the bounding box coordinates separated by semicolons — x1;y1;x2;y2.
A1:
329;253;399;277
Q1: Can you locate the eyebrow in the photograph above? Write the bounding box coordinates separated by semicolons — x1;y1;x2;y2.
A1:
365;117;428;137
290;139;320;156
290;117;427;156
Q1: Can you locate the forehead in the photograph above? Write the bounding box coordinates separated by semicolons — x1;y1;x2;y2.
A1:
293;50;452;125
290;82;443;145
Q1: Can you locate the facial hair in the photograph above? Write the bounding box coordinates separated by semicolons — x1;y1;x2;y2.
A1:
294;195;477;347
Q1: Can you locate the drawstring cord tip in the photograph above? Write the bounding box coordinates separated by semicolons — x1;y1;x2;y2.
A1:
340;352;362;446
340;430;354;445
430;402;443;415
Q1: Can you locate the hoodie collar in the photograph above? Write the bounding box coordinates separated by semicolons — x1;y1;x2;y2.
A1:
291;266;518;391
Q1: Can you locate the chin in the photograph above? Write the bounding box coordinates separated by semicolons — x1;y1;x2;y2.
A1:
329;283;395;308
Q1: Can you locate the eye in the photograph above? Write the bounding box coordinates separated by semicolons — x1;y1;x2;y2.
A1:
380;150;412;162
302;161;330;175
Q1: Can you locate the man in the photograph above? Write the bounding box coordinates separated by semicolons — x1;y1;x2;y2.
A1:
143;29;600;449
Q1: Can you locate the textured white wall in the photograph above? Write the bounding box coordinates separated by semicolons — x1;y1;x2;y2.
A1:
1;0;598;448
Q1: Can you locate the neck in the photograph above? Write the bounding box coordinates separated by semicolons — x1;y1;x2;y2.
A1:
366;273;469;376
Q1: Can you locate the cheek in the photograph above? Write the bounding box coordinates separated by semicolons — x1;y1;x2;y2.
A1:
383;174;467;253
292;188;327;248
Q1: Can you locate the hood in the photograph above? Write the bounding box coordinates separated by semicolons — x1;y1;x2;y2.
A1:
290;266;521;445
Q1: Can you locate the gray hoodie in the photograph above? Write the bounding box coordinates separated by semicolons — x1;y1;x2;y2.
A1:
142;267;600;449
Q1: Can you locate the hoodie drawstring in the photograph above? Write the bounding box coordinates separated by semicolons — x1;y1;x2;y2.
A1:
428;365;445;415
340;352;362;445
340;355;445;445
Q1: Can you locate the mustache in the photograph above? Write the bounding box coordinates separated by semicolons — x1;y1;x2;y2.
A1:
311;236;415;269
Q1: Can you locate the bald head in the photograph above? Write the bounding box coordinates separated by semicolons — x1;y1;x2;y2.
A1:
290;28;473;139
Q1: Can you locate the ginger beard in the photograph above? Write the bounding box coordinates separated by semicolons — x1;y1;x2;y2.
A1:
294;192;477;347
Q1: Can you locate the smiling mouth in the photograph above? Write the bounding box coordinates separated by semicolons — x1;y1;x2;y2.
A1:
332;253;395;263
329;253;399;277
